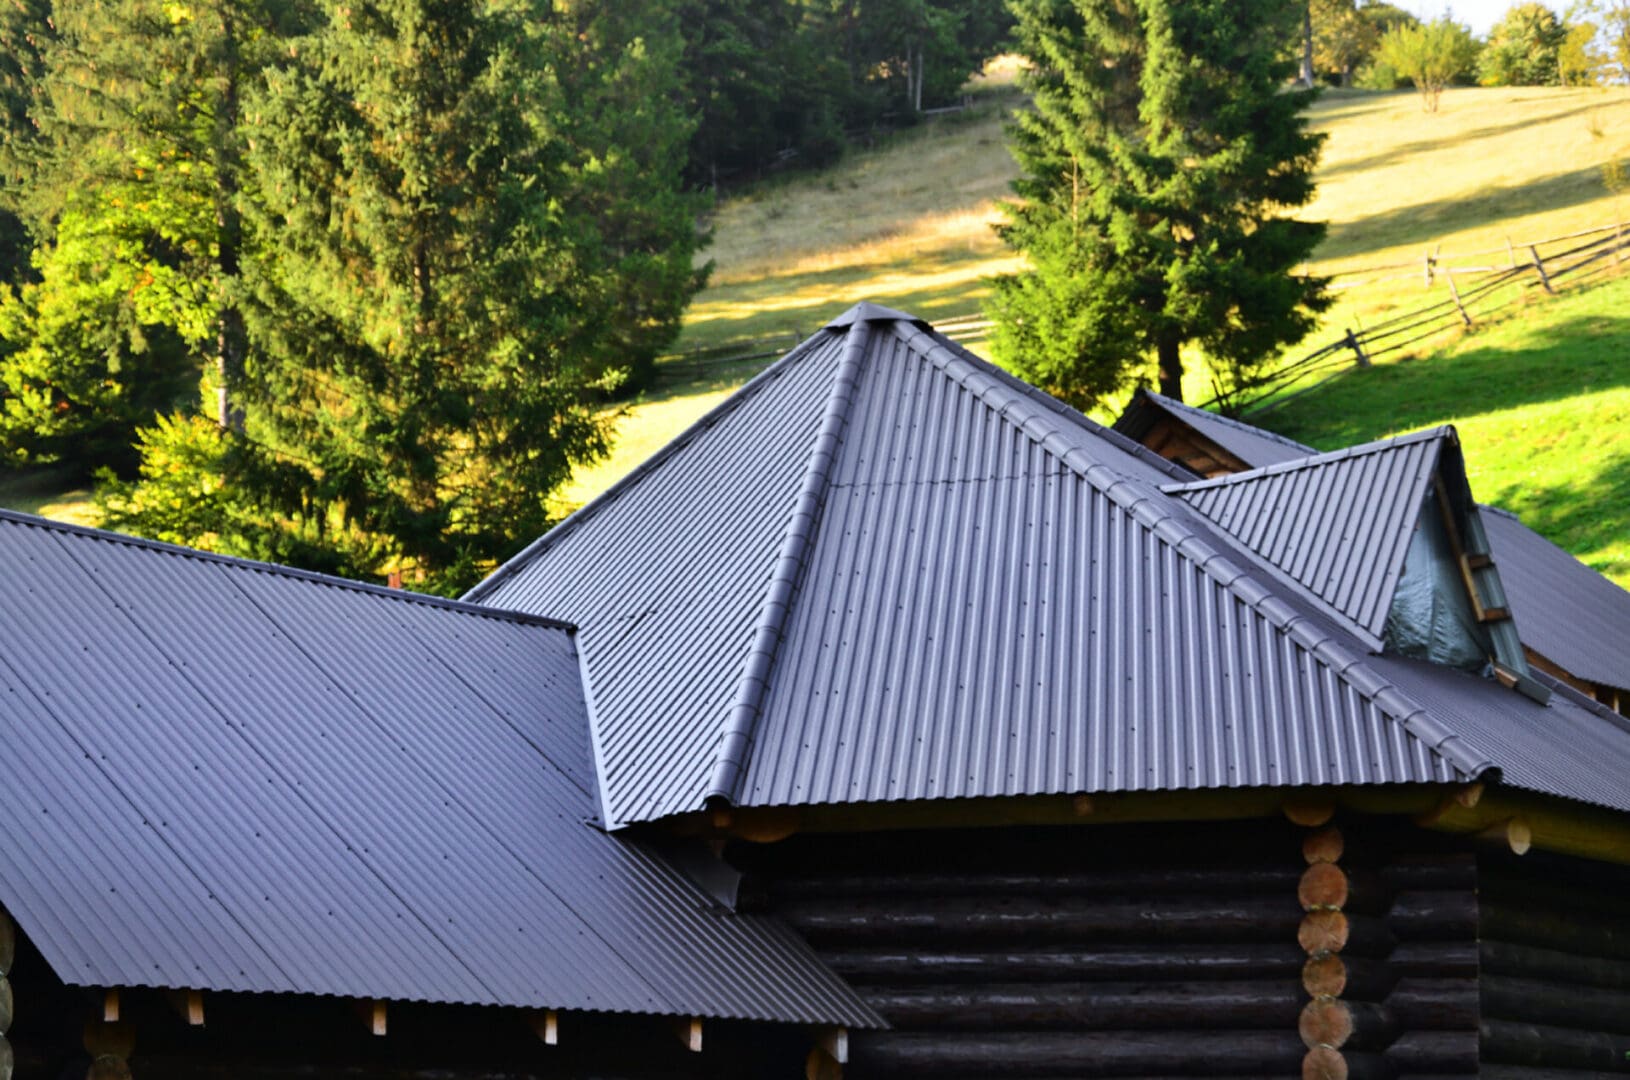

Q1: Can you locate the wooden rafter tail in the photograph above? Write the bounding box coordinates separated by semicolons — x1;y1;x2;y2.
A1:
527;1008;560;1046
102;989;120;1023
1478;817;1532;856
813;1025;848;1064
672;1015;702;1053
167;989;204;1027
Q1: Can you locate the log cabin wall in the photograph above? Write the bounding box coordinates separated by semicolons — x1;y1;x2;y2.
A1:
1477;848;1630;1077
735;818;1480;1079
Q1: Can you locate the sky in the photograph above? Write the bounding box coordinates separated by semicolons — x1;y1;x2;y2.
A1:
1407;0;1567;35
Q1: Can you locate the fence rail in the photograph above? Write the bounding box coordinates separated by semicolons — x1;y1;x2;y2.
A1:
658;221;1628;406
1215;220;1630;417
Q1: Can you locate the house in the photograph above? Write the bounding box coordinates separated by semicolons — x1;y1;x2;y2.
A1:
2;304;1629;1079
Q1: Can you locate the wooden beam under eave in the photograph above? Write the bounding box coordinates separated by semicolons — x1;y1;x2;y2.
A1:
369;1000;387;1037
167;990;204;1027
813;1025;848;1064
1422;789;1630;866
103;989;120;1023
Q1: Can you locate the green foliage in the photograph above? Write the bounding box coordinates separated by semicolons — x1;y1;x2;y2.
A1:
1559;18;1608;85
1605;0;1630;81
1479;3;1569;85
1313;0;1379;85
167;0;701;592
0;201;200;472
987;0;1330;408
1376;16;1481;111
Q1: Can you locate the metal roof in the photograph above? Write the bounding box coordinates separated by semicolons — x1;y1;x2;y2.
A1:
1113;390;1316;470
1166;429;1449;647
0;509;878;1026
1481;505;1630;693
1112;395;1627;698
474;306;1510;823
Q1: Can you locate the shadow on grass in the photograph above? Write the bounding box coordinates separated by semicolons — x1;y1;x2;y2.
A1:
1319;165;1613;262
1316;103;1608;183
1263;309;1630;450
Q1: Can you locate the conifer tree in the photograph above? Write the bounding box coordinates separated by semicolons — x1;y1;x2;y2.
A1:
143;0;700;590
988;0;1329;407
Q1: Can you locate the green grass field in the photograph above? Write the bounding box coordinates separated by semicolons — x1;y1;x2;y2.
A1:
1261;272;1630;587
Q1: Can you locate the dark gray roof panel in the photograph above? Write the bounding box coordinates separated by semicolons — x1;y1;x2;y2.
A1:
1371;655;1630;814
1115;390;1316;469
0;511;878;1026
1169;430;1448;644
471;330;852;826
1482;506;1630;692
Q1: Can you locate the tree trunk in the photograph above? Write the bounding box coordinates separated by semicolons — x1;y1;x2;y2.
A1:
1157;334;1183;401
213;6;244;432
1301;2;1315;88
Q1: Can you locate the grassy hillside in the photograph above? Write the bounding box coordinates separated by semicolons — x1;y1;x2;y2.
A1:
1261;272;1630;587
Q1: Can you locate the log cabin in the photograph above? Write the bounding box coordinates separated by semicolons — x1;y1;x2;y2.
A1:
2;304;1629;1078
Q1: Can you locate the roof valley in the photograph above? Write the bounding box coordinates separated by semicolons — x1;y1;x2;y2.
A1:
708;320;875;806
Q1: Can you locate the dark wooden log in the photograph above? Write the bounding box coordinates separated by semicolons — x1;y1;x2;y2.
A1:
778;895;1302;945
823;943;1308;984
0;911;11;977
1298;912;1397;957
860;980;1304;1030
1388;941;1478;979
1386;890;1479;939
1483;900;1630;961
1480;939;1630;989
1298;999;1397;1052
1383;1029;1479;1072
1482;866;1630;923
848;1030;1305;1077
1303;827;1344;865
1481;1067;1630;1080
768;867;1302;898
1481;1018;1630;1071
1300;864;1348;911
1383;978;1478;1030
1482;973;1630;1035
1375;854;1477;893
0;976;9;1033
1302;1048;1391;1080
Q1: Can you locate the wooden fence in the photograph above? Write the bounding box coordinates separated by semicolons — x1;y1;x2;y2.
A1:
658;222;1628;407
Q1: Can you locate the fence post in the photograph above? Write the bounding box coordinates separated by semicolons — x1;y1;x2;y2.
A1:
1505;236;1516;269
1528;245;1555;295
1344;329;1370;368
1423;249;1435;288
1615;223;1624;267
1446;270;1472;327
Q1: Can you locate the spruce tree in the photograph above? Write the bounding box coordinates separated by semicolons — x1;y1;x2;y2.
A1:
988;0;1329;407
179;0;698;590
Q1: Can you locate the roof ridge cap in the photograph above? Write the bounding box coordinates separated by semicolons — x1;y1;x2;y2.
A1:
892;322;1196;484
1065;467;1495;782
464;332;835;604
706;319;873;806
1163;425;1455;495
0;508;574;632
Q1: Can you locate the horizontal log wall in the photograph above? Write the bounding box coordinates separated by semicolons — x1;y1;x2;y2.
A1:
1478;849;1630;1076
735;819;1479;1079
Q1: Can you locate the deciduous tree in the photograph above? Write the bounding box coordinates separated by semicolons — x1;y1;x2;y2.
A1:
1376;15;1480;110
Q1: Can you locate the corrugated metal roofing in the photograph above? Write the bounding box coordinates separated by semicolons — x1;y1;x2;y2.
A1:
472;306;1497;823
0;510;878;1026
1113;390;1316;470
1166;430;1448;646
1482;505;1630;693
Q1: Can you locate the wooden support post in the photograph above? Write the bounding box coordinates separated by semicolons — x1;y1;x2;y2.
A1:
672;1016;702;1053
527;1009;559;1046
1445;270;1472;326
1343;330;1369;368
1529;245;1555;294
